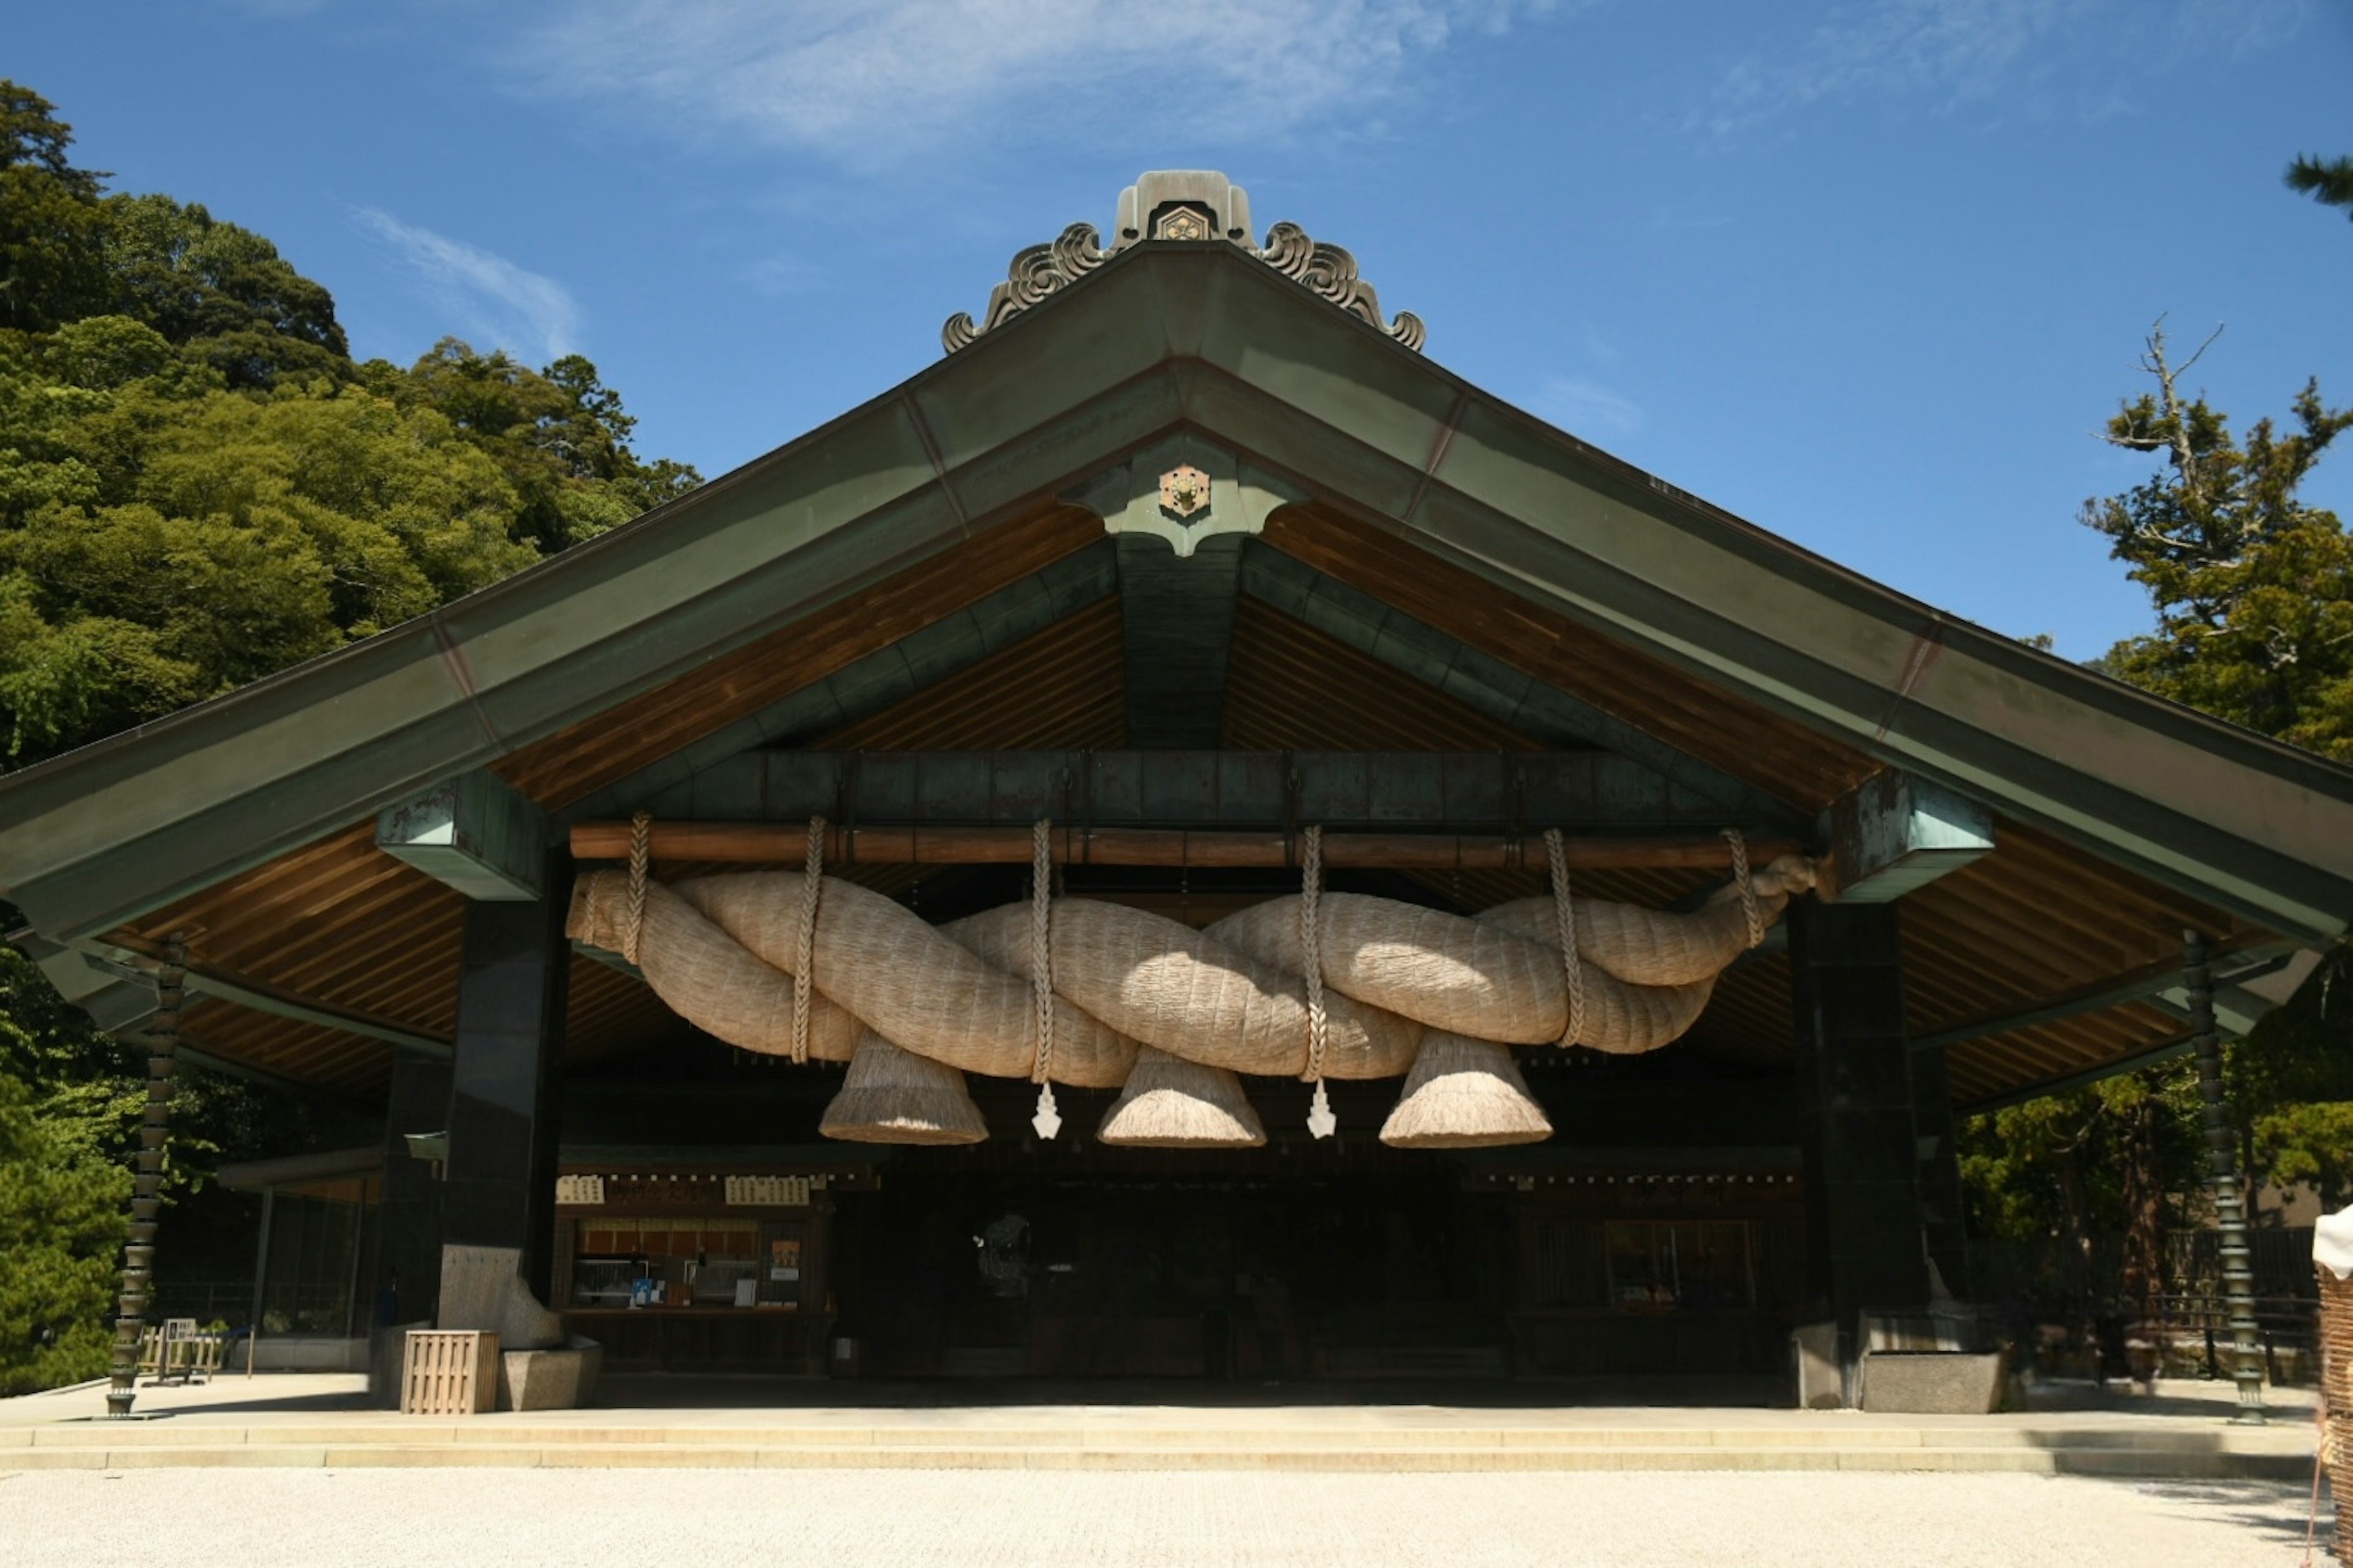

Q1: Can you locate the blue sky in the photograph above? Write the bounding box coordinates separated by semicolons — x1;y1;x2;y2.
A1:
18;1;2352;658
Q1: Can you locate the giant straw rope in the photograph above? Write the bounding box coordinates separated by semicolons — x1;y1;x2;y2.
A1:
568;821;1818;1115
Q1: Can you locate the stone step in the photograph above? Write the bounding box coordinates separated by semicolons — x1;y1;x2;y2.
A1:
0;1439;2312;1478
0;1422;2305;1454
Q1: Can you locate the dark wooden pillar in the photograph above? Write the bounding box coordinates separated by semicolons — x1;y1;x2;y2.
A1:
1789;900;1929;1401
1909;1041;1971;1298
2186;933;2266;1423
372;1049;452;1327
105;939;186;1417
439;856;571;1306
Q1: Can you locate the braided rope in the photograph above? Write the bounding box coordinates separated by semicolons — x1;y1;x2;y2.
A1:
622;811;654;966
1545;827;1585;1048
792;816;824;1065
1299;826;1330;1083
1722;827;1762;949
1300;825;1335;1136
1031;818;1061;1136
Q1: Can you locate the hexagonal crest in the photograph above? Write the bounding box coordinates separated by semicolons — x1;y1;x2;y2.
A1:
1159;463;1212;522
1151;204;1213;242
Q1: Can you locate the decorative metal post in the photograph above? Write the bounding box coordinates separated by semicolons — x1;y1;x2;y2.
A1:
104;937;186;1418
2185;931;2266;1424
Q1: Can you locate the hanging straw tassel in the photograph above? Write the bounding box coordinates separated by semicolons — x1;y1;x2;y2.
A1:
1544;827;1586;1048
819;1031;988;1145
1096;1046;1268;1148
1721;827;1764;949
621;811;654;966
1028;819;1062;1139
1300;825;1336;1138
1379;1032;1553;1149
792;815;825;1064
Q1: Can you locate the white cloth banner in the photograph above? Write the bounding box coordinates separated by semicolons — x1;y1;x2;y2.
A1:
2315;1205;2353;1281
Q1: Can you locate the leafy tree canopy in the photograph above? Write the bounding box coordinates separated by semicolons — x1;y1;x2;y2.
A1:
2286;154;2353;221
2080;322;2353;762
0;82;108;334
0;79;700;768
0;79;707;1391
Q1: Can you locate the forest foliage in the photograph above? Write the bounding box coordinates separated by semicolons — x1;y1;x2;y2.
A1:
0;80;698;770
0;80;697;1392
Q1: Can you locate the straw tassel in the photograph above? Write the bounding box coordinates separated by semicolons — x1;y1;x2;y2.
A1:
1029;818;1061;1139
1300;825;1335;1138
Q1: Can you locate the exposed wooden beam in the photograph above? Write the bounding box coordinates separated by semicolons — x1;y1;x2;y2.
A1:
570;820;1800;871
616;749;1814;837
1957;1031;2197;1116
1910;942;2297;1056
1824;770;1994;902
374;769;548;901
97;933;453;1059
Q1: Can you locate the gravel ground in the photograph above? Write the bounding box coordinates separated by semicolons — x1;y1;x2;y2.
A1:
0;1468;2329;1567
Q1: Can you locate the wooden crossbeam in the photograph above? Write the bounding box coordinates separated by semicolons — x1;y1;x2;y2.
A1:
569;821;1800;871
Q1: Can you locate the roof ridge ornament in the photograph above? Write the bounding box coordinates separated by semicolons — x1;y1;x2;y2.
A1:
941;170;1423;355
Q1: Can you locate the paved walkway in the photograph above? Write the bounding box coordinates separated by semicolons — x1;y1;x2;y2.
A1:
0;1373;2320;1477
0;1467;2329;1567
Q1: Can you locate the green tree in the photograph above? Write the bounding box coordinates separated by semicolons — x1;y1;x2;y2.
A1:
0;81;108;333
2080;322;2353;762
2286;154;2353;221
2228;942;2353;1206
104;193;349;388
396;339;700;552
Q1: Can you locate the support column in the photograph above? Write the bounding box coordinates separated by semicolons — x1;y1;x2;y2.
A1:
438;855;571;1317
105;937;186;1418
371;1049;452;1328
1909;1041;1971;1299
2186;931;2267;1424
1789;900;1929;1404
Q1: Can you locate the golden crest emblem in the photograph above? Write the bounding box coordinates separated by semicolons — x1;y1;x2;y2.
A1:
1158;463;1211;522
1151;205;1212;242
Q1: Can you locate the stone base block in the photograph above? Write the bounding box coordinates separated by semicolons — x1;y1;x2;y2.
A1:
1790;1322;1842;1409
499;1337;603;1412
1862;1350;2007;1414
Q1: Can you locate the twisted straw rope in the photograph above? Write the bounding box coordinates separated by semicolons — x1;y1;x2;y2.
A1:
792;816;824;1064
1722;827;1762;950
1544;827;1585;1048
623;810;653;966
1299;825;1330;1085
1031;818;1056;1086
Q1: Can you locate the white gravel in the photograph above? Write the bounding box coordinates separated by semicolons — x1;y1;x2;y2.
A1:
0;1468;2328;1568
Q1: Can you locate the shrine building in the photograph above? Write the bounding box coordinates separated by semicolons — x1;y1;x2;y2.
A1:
6;172;2349;1409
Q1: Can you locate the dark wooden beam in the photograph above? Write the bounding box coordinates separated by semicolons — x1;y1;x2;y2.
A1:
620;749;1815;836
571;820;1800;871
98;932;454;1059
1908;942;2296;1056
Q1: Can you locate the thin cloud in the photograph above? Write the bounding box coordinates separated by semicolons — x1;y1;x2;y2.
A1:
1696;0;2308;140
351;207;580;364
1537;375;1643;439
506;1;1561;165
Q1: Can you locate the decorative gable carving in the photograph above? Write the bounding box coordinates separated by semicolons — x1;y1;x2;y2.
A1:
942;171;1423;355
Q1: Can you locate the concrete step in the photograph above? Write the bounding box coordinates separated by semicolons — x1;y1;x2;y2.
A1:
0;1431;2313;1477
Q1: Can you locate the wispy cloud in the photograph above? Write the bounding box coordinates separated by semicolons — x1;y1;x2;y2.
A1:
506;1;1561;165
1696;0;2309;139
351;207;579;363
1537;374;1643;439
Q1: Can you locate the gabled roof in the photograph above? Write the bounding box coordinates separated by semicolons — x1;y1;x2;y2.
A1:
3;237;2347;949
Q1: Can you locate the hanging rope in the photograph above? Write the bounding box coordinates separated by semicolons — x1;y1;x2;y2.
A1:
1300;825;1335;1137
1029;818;1061;1137
1545;827;1585;1048
622;810;654;966
1722;827;1763;949
792;816;825;1065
